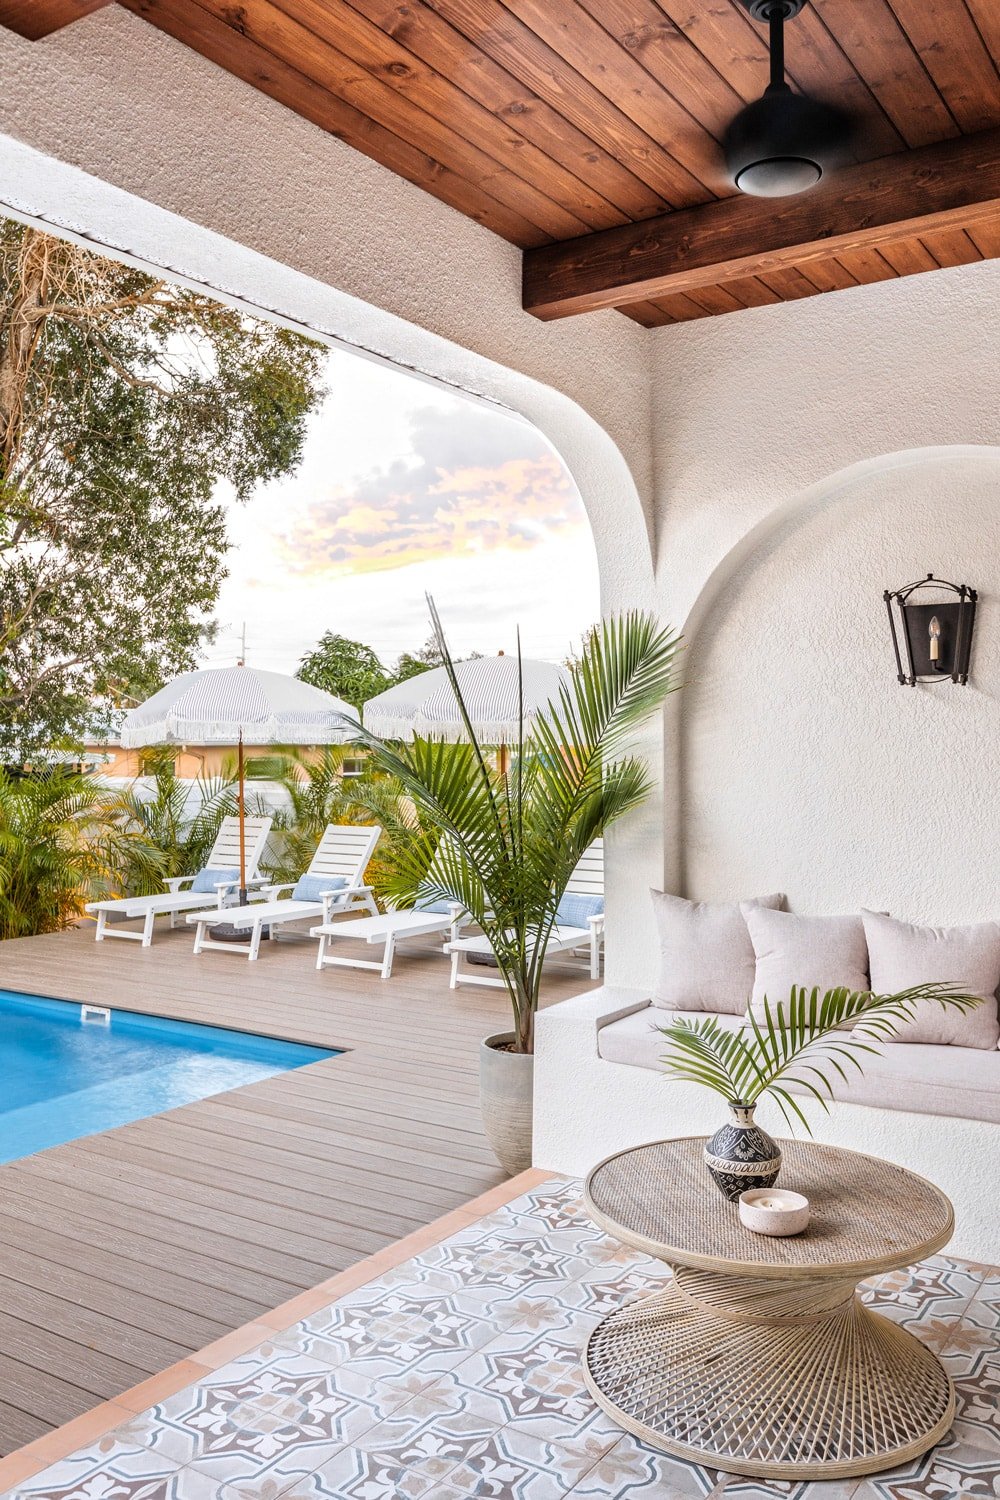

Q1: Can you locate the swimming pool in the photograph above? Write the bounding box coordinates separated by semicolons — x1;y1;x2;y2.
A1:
0;990;337;1164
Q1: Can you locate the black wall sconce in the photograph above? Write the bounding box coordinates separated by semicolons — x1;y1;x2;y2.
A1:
884;574;977;686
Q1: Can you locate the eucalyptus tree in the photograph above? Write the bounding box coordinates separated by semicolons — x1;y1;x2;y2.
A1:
0;220;326;750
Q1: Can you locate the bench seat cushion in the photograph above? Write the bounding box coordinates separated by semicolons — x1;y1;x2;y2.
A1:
597;1005;1000;1125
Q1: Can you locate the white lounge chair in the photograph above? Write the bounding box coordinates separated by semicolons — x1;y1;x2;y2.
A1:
187;823;381;960
310;906;467;980
85;815;273;948
310;836;470;979
445;839;605;988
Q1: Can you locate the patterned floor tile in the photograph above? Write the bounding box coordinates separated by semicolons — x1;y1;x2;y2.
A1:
562;1264;672;1324
945;1345;1000;1456
442;1322;619;1453
850;1439;1000;1500
565;1432;719;1497
9;1440;182;1500
278;1443;440;1499
425;1424;583;1498
501;1184;604;1233
427;1220;660;1298
716;1475;859;1500
864;1263;985;1345
962;1275;1000;1334
277;1283;501;1375
6;1176;996;1500
146;1348;397;1466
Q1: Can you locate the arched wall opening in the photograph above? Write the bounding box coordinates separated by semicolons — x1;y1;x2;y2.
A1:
675;446;1000;922
0;133;661;982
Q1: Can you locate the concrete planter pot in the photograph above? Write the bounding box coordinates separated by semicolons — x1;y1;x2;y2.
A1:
480;1032;533;1175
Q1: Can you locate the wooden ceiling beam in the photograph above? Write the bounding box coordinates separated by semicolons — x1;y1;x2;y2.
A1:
0;0;111;38
523;126;1000;319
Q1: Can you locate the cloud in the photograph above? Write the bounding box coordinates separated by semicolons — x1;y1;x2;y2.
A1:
280;403;585;576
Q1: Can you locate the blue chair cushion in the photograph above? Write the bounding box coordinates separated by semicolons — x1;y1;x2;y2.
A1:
191;867;240;894
293;874;348;904
555;892;605;929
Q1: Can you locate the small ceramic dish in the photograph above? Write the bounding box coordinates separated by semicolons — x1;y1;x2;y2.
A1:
738;1188;810;1236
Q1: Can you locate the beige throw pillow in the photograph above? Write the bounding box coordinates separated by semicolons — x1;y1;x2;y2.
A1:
742;907;871;1022
861;910;1000;1049
650;890;785;1016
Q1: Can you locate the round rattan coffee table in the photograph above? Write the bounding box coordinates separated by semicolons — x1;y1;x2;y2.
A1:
583;1138;955;1480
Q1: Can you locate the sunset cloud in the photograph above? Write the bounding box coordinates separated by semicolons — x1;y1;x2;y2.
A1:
280;404;583;576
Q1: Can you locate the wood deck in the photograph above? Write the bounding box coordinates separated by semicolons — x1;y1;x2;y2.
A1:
0;921;596;1453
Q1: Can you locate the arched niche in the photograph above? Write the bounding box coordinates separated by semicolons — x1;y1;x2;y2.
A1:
673;446;1000;923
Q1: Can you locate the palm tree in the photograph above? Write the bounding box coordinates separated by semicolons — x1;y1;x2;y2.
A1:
107;752;247;895
359;608;682;1053
259;745;435;905
0;768;162;938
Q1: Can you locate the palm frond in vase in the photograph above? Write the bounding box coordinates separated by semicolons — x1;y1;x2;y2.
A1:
658;982;982;1199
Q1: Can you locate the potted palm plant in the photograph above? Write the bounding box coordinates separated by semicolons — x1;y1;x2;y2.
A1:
658;983;981;1199
360;606;682;1172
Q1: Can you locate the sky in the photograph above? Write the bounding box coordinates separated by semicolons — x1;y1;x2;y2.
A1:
200;347;600;675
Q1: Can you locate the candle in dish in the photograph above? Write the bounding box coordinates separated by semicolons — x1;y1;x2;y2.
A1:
739;1188;810;1236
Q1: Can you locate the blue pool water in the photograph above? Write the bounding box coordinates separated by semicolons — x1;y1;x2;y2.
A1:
0;990;336;1164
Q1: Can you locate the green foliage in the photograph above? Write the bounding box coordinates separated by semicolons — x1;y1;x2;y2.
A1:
392;653;435;684
391;635;451;683
0;221;327;751
252;746;428;904
106;754;258;897
658;982;982;1132
296;634;391;711
296;632;483;706
0;769;162;938
359;608;683;1053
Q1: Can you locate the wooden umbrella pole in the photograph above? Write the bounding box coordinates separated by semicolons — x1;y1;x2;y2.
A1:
238;731;247;904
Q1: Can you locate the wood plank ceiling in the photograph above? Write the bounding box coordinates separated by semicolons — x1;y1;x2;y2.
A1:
5;0;1000;323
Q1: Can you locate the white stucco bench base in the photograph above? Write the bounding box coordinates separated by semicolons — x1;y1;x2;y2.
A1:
534;986;1000;1266
310;909;463;980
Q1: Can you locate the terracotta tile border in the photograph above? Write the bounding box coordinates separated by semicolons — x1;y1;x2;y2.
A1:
0;1168;557;1492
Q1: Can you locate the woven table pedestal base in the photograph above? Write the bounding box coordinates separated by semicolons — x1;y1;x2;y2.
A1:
582;1270;954;1480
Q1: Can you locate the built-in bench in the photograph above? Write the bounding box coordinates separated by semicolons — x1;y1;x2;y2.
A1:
597;1003;1000;1124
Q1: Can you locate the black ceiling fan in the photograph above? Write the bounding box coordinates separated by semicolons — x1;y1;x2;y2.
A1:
723;0;857;197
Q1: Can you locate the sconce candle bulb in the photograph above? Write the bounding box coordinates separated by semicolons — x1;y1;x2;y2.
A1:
928;616;941;665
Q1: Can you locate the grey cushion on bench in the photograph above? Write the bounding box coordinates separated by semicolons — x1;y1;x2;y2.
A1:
743;906;870;1021
650;890;784;1015
599;1007;746;1068
862;910;1000;1050
597;1004;1000;1124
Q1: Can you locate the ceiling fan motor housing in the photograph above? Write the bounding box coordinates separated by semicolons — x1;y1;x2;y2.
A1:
724;85;853;197
727;0;854;197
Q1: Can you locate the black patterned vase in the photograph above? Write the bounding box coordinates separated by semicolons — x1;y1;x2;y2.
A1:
704;1101;781;1202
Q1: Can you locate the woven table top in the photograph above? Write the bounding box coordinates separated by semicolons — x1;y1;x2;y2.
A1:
585;1138;953;1278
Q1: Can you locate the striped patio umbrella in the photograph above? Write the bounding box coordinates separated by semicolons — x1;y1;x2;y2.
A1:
121;665;359;901
363;653;570;776
362;654;571;744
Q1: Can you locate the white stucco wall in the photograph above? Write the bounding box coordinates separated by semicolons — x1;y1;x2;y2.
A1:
2;8;999;977
651;261;1000;624
651;272;1000;920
